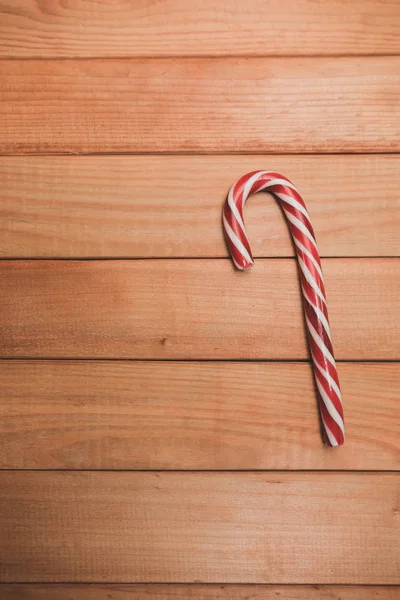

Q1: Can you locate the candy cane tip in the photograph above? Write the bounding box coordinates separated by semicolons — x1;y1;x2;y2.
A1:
242;261;254;271
324;432;345;448
327;439;345;448
236;260;254;271
230;252;254;271
326;439;338;448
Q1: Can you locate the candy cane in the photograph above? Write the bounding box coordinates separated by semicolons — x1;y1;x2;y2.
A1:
223;171;344;447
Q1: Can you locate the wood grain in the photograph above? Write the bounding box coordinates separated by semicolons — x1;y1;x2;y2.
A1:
1;584;399;600
1;0;399;58
0;259;399;360
1;155;399;258
1;361;398;471
1;472;399;583
1;57;399;154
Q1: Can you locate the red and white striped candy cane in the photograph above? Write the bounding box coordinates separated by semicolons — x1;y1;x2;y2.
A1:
223;171;344;447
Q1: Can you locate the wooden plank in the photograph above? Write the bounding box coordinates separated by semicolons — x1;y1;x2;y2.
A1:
0;259;398;360
0;361;398;471
1;584;399;600
1;155;399;259
1;57;399;154
1;472;399;583
1;0;399;58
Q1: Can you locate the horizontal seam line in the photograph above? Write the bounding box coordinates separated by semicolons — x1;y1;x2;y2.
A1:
0;257;399;261
0;152;399;157
1;53;400;60
0;358;398;363
1;582;399;586
1;151;400;157
1;469;399;473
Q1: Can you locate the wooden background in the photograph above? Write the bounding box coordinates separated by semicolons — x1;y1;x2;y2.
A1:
0;1;399;598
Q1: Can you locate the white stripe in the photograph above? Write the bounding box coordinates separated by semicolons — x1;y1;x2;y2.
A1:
227;185;247;236
231;255;246;270
283;210;318;251
276;191;310;220
301;284;331;341
294;237;324;279
256;177;298;193
315;376;345;434
298;256;327;306
306;316;336;368
223;214;253;268
241;171;270;208
312;351;343;406
321;413;339;446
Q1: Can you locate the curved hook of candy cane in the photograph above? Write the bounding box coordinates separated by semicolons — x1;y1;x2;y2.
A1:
223;171;344;447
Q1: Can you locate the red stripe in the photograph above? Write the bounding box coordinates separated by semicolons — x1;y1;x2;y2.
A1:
261;171;294;185
303;303;340;392
223;204;253;262
297;263;328;313
308;339;341;397
281;200;316;239
269;184;308;211
233;172;260;207
303;301;336;362
318;395;344;445
226;238;252;270
296;246;327;300
314;365;344;420
267;184;309;214
284;185;308;208
285;218;318;254
250;176;270;195
299;277;330;336
305;337;341;400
